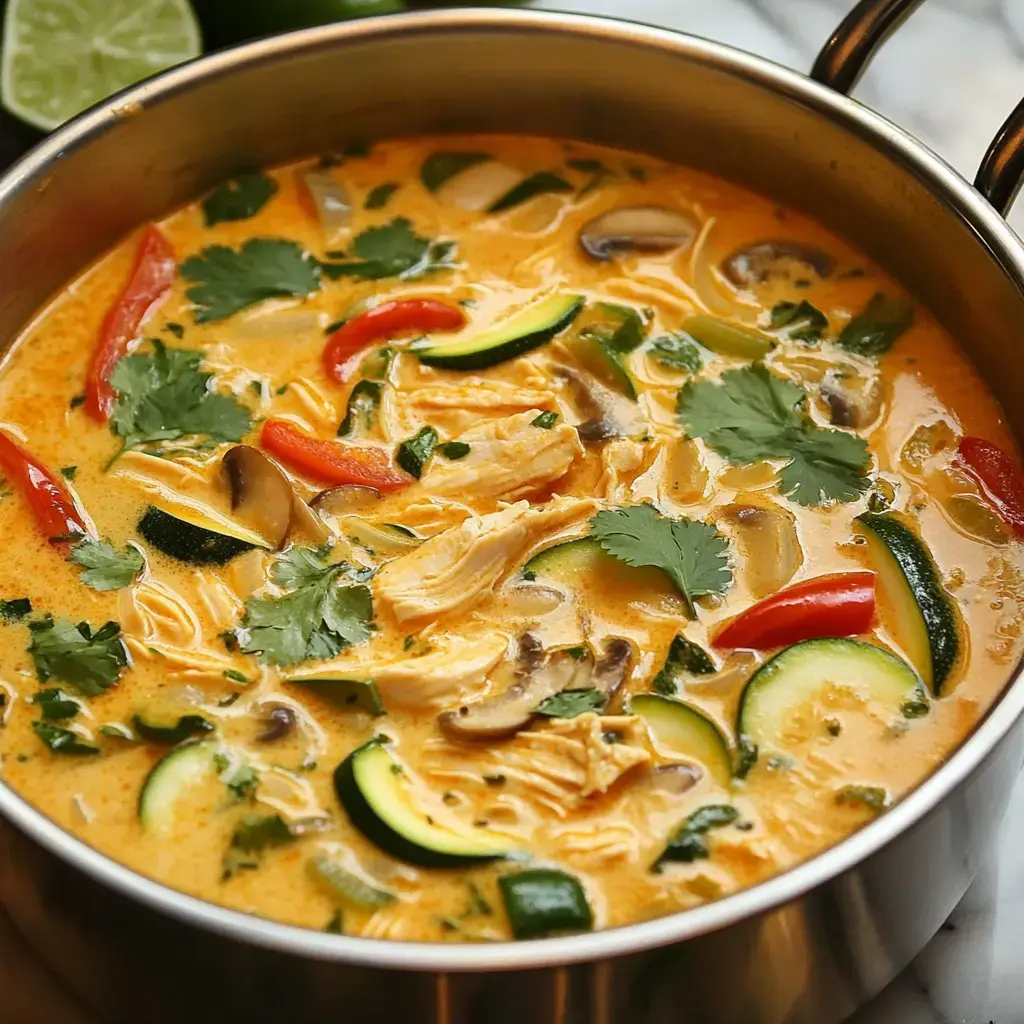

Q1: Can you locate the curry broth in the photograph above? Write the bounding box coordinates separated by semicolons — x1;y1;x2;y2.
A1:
0;134;1020;939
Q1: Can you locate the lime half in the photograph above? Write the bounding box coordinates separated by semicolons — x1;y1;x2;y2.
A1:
1;0;202;132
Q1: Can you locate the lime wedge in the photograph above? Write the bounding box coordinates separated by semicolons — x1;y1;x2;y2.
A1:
1;0;202;132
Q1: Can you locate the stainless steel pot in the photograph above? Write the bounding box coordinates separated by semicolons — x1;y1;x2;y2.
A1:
1;2;1023;1021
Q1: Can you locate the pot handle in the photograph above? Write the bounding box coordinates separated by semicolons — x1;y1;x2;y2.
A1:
811;0;926;95
975;100;1024;217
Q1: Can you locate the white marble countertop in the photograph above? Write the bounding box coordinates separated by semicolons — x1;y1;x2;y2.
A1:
2;2;1024;1022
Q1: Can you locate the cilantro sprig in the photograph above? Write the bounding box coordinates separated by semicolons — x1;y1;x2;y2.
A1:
108;341;251;462
28;618;128;696
590;506;731;618
320;218;456;281
678;363;871;506
238;546;373;667
70;538;144;591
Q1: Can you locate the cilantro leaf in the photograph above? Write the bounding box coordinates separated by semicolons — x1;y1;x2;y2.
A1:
321;218;456;281
108;342;251;457
531;411;558;429
654;804;739;868
203;171;278;226
770;300;828;342
590;506;731;618
396;426;438;479
70;538;144;591
535;688;607;719
27;618;128;696
651;635;716;695
239;546;373;666
836;293;914;356
649;332;703;372
180;239;321;322
678;363;870;506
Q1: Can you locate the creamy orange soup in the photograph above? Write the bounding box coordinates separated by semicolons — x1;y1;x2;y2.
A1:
0;135;1021;942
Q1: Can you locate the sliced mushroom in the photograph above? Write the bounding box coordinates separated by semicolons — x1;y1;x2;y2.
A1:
222;446;295;550
650;762;703;795
311;485;383;516
438;635;632;742
580;206;696;261
258;706;297;743
557;366;626;443
820;369;883;429
717;503;803;600
721;241;834;287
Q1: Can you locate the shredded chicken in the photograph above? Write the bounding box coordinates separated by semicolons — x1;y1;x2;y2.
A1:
374;497;595;623
421;410;582;501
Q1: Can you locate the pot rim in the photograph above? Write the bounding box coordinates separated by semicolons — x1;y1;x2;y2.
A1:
2;6;1023;974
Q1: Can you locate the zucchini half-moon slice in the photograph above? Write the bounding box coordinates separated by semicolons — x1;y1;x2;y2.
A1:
137;502;272;565
334;739;514;867
630;694;733;787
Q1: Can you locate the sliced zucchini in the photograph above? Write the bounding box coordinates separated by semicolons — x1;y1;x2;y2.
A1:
334;739;513;867
412;294;583;371
499;868;593;939
138;504;270;565
630;695;733;788
486;171;572;214
737;638;923;774
307;853;395;908
343;517;423;557
337;380;382;439
650;635;716;694
856;513;960;694
522;537;674;599
132;711;214;746
682;315;773;360
138;740;217;834
563;303;645;399
284;673;385;715
421;151;493;194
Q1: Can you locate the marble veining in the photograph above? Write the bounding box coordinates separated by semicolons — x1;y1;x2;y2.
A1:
3;1;1024;1021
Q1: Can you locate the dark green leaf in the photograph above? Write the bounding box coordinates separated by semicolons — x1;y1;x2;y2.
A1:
396;426;438;479
590;506;731;618
651;635;716;695
324;909;345;934
420;151;490;192
164;322;185;338
902;693;930;719
32;721;99;755
531;411;559;429
654;804;739;868
225;765;259;801
180;239;321;322
108;342;252;456
535;688;606;719
70;538;144;591
222;668;250;684
60;466;78;480
31;688;81;720
231;813;295;852
203;171;278;226
649;332;702;373
836;293;914;356
0;598;31;621
678;363;870;506
240;547;373;667
320;218;456;281
28;618;127;696
438;441;471;460
770;300;828;342
337;380;382;438
364;182;400;210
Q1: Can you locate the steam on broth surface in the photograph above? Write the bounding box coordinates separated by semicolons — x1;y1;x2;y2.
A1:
0;135;1021;941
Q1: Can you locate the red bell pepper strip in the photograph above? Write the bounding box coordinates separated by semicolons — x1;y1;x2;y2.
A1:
954;436;1024;538
323;299;467;384
261;418;410;491
712;572;876;651
0;431;89;544
84;225;177;422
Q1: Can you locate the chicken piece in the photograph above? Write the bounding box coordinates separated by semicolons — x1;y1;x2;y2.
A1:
296;634;510;708
422;713;651;818
595;437;647;503
421;410;582;501
375;497;595;623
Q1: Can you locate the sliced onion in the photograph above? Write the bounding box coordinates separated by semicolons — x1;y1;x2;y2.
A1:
301;169;352;246
435;160;524;212
689;217;736;317
717;503;803;600
579;206;696;261
230;308;325;341
721;241;834;287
